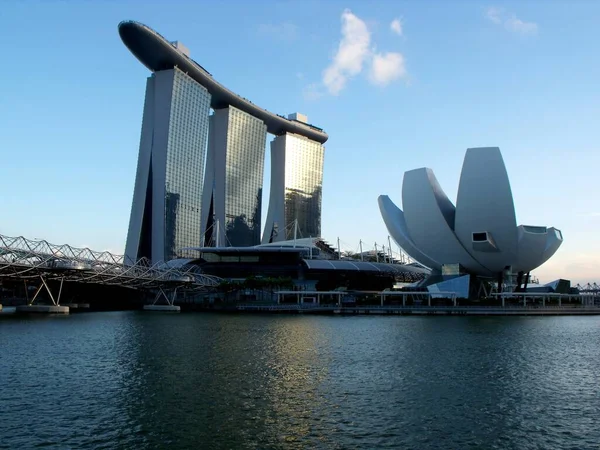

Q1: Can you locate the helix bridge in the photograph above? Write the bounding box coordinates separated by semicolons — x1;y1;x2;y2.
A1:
0;233;221;307
576;283;600;294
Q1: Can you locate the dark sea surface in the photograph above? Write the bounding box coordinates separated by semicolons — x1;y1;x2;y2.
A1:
1;312;600;449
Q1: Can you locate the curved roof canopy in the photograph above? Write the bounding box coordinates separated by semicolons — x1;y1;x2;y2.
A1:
303;259;430;275
119;20;328;144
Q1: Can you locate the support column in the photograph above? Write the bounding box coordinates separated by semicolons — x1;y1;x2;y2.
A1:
29;275;65;306
16;275;69;314
144;287;181;311
151;287;179;306
515;271;524;292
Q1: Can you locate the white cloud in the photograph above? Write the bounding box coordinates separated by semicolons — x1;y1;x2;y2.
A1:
505;16;538;35
390;18;403;36
485;7;538;35
486;7;503;24
322;9;371;95
306;10;408;97
369;52;407;86
302;83;324;101
257;22;298;41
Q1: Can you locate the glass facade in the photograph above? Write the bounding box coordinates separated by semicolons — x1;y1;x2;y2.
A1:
163;68;211;259
282;134;325;239
126;62;326;260
223;107;267;246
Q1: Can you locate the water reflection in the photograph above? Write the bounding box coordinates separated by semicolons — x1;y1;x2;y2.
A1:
2;314;600;449
119;315;338;448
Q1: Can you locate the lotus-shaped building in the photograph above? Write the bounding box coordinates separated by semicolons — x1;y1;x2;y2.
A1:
378;147;563;281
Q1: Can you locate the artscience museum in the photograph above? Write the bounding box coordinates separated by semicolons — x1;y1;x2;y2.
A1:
379;147;563;295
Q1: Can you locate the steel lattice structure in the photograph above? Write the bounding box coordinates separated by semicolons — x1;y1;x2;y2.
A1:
577;283;600;294
0;234;221;291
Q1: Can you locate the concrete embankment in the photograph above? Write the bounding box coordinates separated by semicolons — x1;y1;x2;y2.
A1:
15;305;70;314
233;305;600;316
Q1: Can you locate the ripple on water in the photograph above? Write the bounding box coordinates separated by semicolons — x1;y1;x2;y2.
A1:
1;314;600;449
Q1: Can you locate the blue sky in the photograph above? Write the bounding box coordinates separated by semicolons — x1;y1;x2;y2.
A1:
1;1;598;284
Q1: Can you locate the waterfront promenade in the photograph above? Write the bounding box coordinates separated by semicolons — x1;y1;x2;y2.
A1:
235;303;600;316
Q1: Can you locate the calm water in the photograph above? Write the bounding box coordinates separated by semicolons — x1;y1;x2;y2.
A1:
1;312;600;449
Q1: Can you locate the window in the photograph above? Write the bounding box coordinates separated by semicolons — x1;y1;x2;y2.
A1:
472;232;488;242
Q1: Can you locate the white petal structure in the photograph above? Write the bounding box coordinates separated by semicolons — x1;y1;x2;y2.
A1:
378;147;563;277
542;228;563;263
378;195;441;270
513;226;563;273
455;148;518;273
513;226;549;273
402;168;491;275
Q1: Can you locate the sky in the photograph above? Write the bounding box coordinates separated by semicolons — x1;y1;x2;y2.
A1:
1;0;599;285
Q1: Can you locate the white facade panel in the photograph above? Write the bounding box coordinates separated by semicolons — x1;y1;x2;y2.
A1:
540;227;563;267
402;168;492;275
378;195;441;269
513;225;548;273
454;147;518;272
514;226;563;273
288;112;308;123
